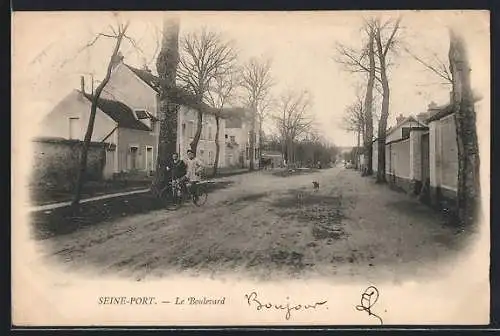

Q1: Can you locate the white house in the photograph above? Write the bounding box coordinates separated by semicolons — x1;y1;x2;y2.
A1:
371;114;428;193
38;54;229;178
222;107;261;169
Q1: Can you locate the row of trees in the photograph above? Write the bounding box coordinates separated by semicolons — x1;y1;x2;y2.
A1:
336;16;401;181
262;131;338;168
70;15;277;205
336;15;481;227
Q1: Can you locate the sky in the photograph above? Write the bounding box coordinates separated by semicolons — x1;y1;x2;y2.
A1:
12;10;489;147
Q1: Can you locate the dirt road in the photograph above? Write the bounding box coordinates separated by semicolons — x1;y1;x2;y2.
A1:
40;167;474;283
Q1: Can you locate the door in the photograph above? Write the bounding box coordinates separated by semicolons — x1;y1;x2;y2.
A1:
145;146;154;173
421;133;430;184
130;146;138;171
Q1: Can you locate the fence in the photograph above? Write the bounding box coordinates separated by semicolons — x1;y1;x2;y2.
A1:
31;137;111;191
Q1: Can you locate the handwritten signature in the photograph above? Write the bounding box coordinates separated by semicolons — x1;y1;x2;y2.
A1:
244;291;327;320
355;286;383;325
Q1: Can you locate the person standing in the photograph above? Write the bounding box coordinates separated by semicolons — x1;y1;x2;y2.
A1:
184;149;204;195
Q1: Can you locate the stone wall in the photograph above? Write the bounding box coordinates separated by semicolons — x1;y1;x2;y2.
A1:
31;138;108;190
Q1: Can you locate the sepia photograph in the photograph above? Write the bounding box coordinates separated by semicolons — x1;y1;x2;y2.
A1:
12;10;490;326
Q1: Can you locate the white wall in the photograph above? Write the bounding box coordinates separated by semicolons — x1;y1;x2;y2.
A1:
103;63;158;117
38;90;116;142
178;105;227;168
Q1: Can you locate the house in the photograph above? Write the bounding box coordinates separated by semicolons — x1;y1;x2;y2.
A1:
100;54;227;169
261;150;283;168
38;88;156;179
371;113;429;194
222;107;261;169
424;103;459;209
38;54;228;179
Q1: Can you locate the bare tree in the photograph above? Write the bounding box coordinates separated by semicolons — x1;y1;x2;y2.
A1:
372;16;402;183
273;89;314;165
341;89;365;170
205;70;238;176
72;18;132;207
403;46;453;85
335;20;377;176
240;56;274;171
152;16;181;191
448;28;481;227
177;28;238;155
404;29;481;227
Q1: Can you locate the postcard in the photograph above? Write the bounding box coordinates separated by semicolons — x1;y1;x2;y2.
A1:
11;10;490;326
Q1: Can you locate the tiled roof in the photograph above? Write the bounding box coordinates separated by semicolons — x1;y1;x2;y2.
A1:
425;104;454;123
82;91;151;131
125;63;240;118
221;107;252;128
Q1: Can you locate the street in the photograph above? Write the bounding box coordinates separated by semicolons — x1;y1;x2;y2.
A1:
40;167;473;282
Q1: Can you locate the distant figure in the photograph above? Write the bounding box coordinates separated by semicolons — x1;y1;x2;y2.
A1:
359;154;366;175
312;181;320;191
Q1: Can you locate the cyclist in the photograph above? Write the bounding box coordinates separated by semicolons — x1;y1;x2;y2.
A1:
165;152;187;198
184;148;204;197
166;152;187;181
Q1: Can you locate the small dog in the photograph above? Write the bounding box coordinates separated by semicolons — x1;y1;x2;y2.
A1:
312;181;320;191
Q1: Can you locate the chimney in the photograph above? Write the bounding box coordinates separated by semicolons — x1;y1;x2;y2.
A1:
111;51;124;69
80;75;85;94
396;114;405;124
427;101;438;110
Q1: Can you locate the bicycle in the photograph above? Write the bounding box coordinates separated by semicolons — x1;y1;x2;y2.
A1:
151;177;208;207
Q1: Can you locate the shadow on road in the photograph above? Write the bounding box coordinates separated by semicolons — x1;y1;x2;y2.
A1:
30;180;234;240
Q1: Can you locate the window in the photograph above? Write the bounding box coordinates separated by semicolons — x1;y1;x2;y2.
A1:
199;150;205;160
68;117;79;139
246;147;249;160
188;121;195;138
225;134;228;139
230;135;235;143
134;109;149;120
255;148;258;160
402;127;411;139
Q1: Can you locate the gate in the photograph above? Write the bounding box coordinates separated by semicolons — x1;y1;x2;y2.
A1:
421;133;430;194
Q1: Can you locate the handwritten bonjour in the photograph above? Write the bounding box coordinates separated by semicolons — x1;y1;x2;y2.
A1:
244;286;383;324
244;291;328;320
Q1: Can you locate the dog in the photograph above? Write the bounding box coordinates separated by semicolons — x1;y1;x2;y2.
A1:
312;181;320;191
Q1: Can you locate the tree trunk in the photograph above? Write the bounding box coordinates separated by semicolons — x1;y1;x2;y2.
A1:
153;17;180;191
72;31;125;207
355;129;360;170
190;94;204;155
364;30;375;176
213;115;221;176
376;72;390;183
449;28;481;227
248;106;257;171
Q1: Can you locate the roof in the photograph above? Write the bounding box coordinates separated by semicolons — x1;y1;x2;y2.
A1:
81;91;151;131
425;104;454;123
262;150;283;157
124;63;220;117
125;64;161;93
424;94;483;123
220;107;253;128
385;116;426;137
